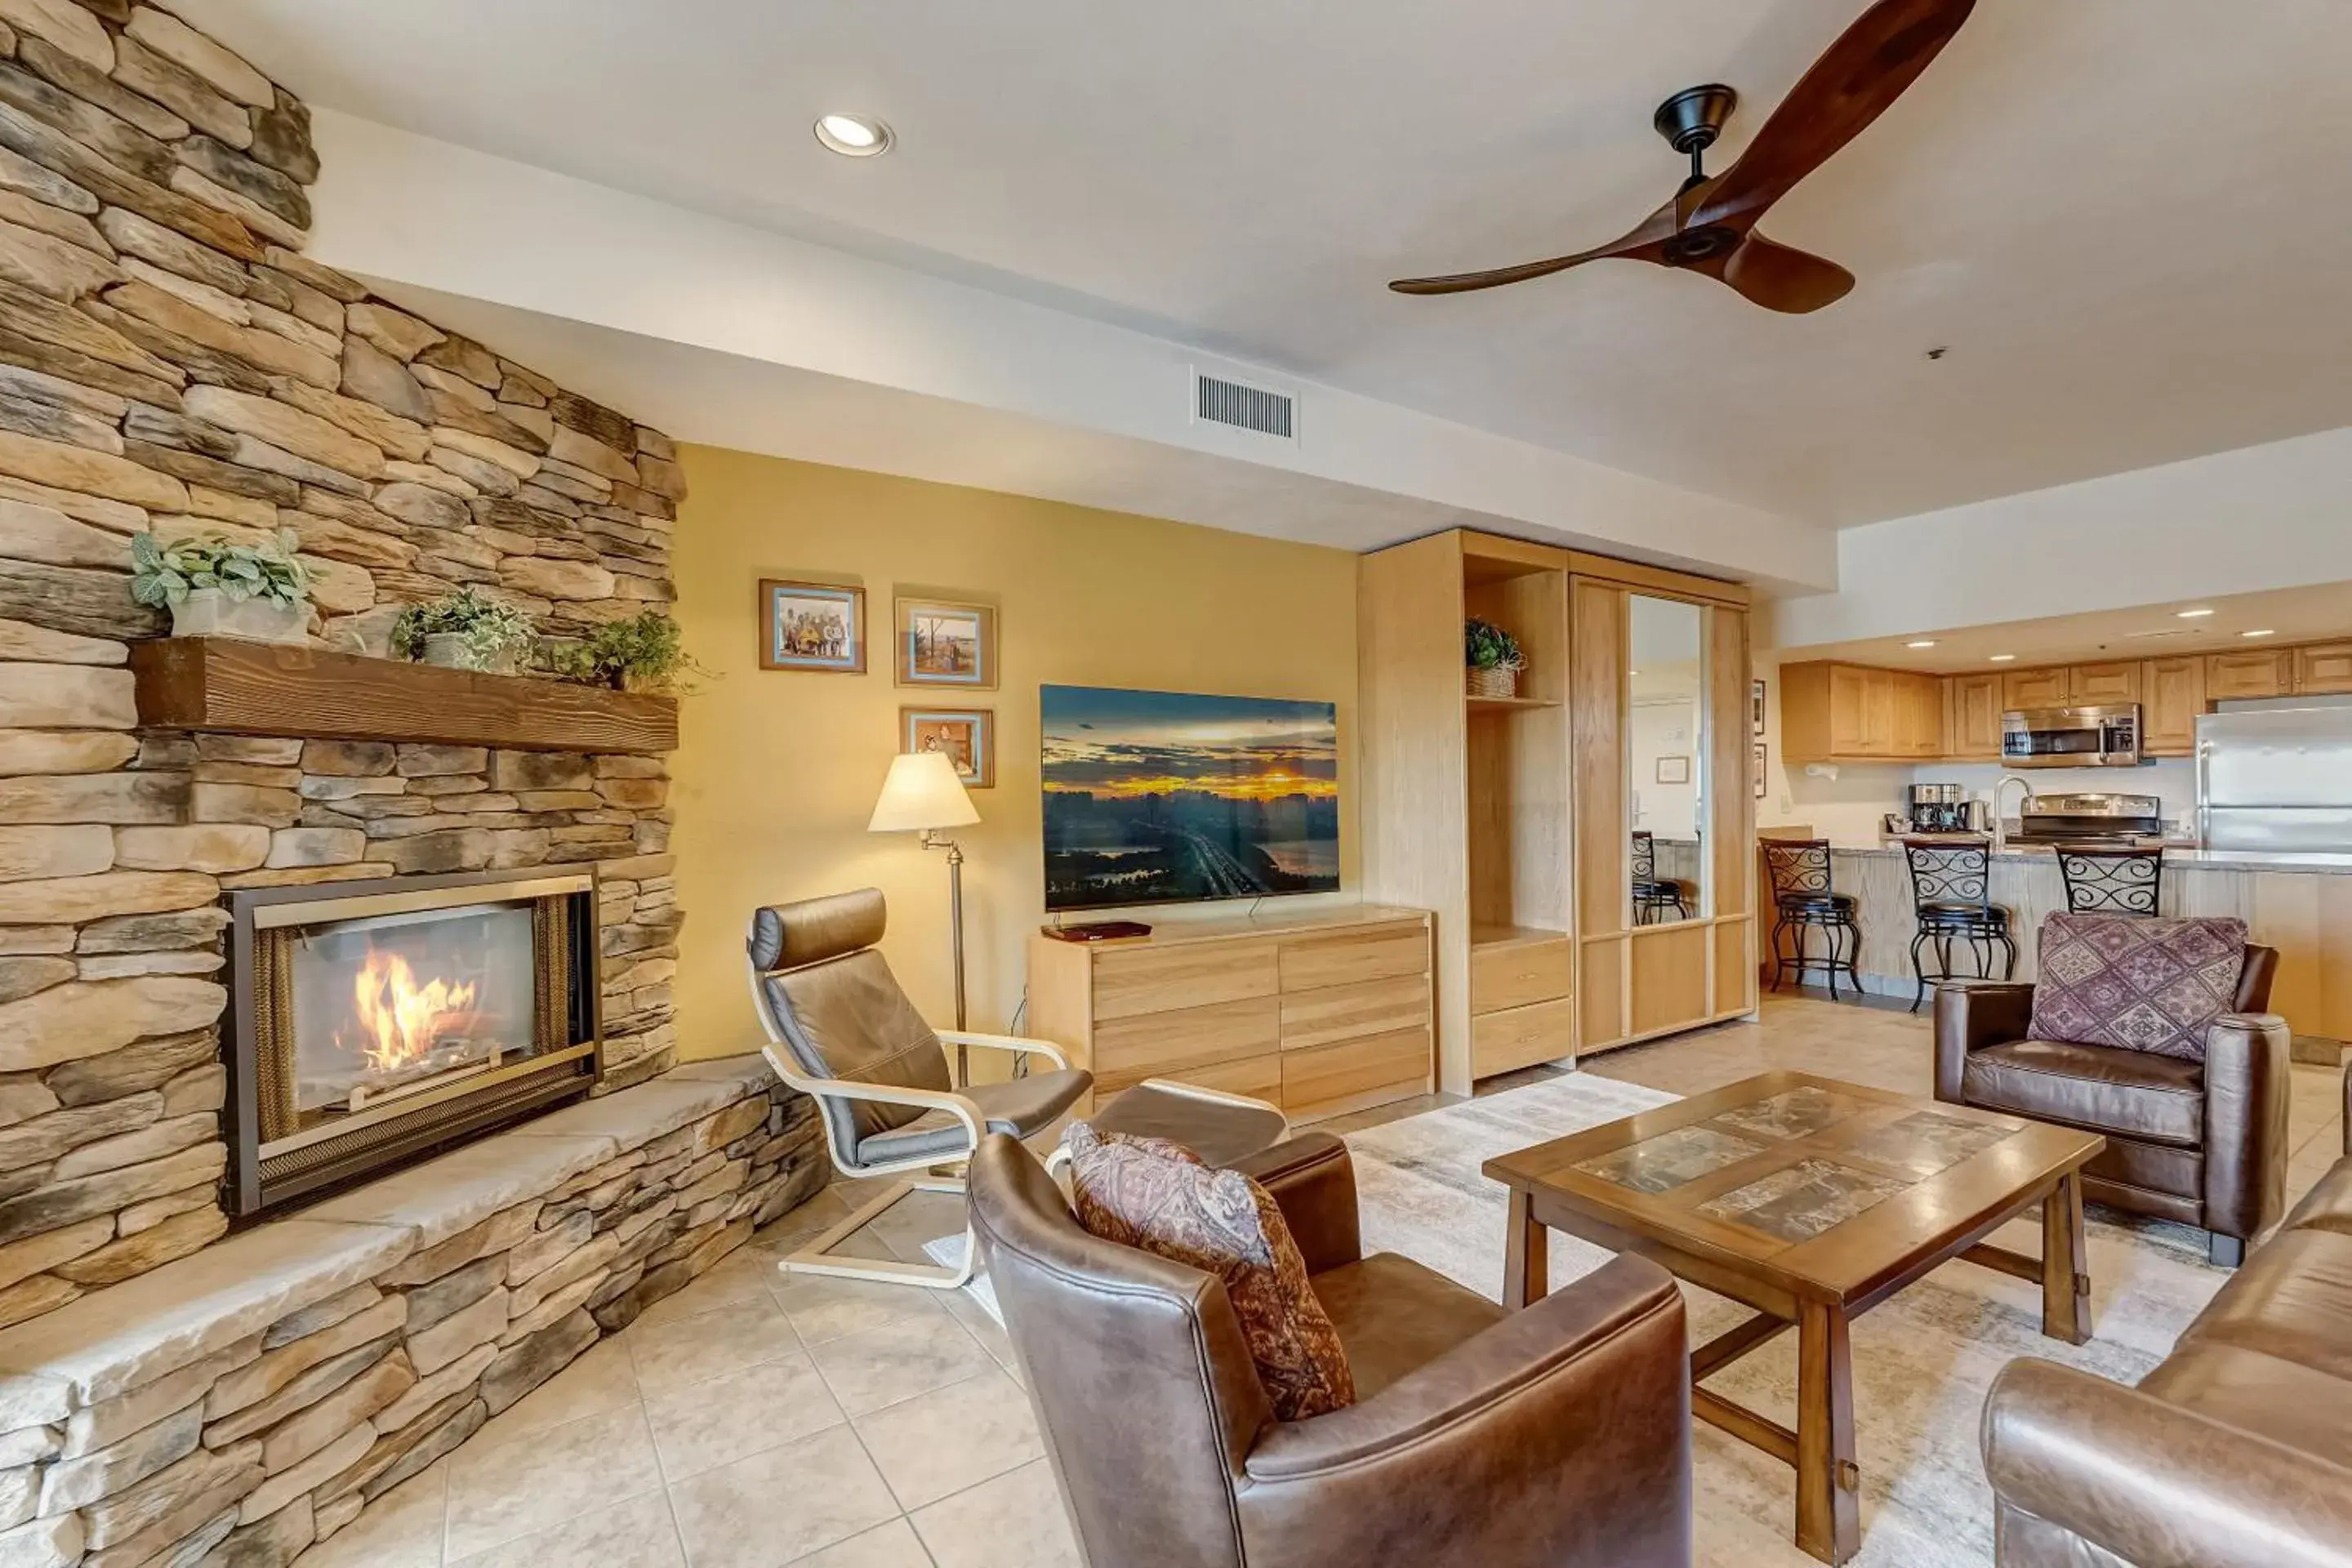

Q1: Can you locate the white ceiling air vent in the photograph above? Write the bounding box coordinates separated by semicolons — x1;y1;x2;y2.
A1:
1192;368;1296;443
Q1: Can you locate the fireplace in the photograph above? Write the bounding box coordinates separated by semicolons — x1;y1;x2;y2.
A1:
224;869;604;1218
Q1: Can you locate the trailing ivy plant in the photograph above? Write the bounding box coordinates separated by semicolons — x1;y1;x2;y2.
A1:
129;529;310;609
390;587;538;670
1464;617;1526;673
538;609;711;694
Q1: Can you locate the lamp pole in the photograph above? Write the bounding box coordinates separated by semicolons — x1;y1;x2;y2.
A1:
924;828;968;1083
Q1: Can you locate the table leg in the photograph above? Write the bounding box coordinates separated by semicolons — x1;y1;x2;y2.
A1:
1795;1301;1860;1566
2042;1169;2091;1345
1503;1188;1548;1309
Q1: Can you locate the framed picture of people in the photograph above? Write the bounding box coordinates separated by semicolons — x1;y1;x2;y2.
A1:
894;596;998;689
902;706;994;788
760;579;865;672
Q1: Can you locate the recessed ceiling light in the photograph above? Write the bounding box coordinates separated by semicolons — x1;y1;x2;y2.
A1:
2242;628;2276;639
1906;639;1937;649
813;113;893;157
1989;653;2016;662
2175;608;2216;619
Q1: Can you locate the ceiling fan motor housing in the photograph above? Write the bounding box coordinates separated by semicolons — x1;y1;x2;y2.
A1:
1653;83;1739;154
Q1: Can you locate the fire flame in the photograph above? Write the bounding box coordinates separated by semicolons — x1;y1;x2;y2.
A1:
350;947;476;1073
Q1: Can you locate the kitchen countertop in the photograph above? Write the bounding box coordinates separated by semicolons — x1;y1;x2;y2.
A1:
1824;840;2352;875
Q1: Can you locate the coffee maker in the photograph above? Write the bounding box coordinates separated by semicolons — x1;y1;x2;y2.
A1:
1906;782;1980;835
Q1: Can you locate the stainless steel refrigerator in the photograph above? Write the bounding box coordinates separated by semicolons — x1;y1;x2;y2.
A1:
2198;698;2352;852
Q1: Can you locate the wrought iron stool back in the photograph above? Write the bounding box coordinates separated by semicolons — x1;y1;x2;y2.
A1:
1631;831;1690;924
1763;839;1835;903
1762;839;1863;1000
2056;844;2164;916
1900;838;2016;1012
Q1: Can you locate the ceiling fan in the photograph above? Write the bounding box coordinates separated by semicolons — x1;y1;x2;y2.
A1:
1389;0;1975;314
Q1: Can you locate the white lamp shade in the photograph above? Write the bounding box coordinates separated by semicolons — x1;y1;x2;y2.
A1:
868;751;981;833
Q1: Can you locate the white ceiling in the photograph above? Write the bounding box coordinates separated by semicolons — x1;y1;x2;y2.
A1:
182;0;2352;528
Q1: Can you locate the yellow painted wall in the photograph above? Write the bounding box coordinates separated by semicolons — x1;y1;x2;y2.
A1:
668;446;1361;1060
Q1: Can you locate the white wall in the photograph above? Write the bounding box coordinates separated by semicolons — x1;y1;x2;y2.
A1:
1628;700;1699;840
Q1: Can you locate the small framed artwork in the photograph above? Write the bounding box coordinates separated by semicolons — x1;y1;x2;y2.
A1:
895;596;998;689
760;579;865;672
902;706;994;788
1655;755;1690;786
1751;678;1767;737
1753;741;1769;800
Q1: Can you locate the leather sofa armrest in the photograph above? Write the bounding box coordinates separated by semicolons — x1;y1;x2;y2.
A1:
2343;1062;2350;1159
1234;1256;1690;1568
1232;1133;1361;1274
1984;1358;2352;1568
1933;981;2038;1103
2203;1012;2293;1242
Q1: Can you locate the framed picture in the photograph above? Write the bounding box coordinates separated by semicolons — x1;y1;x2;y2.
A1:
895;596;997;689
760;580;864;672
1753;741;1769;800
1751;677;1767;737
1655;755;1690;786
903;706;994;788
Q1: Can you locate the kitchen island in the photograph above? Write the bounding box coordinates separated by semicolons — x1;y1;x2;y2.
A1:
1811;842;2352;1044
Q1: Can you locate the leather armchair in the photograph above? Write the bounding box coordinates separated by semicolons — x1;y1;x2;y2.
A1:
1932;945;2288;1264
967;1129;1693;1568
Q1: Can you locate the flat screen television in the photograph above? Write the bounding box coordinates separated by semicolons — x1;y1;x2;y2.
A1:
1041;684;1340;912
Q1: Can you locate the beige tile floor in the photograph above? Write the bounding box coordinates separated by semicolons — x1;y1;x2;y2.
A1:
309;991;2345;1567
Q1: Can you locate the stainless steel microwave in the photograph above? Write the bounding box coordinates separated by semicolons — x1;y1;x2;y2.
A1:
2001;705;2141;768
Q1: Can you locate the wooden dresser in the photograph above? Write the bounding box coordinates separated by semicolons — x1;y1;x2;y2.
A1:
1025;905;1434;1124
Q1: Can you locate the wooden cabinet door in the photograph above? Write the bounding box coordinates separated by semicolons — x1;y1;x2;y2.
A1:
1858;668;1897;755
2294;641;2352;696
2003;666;2069;710
2139;657;2205;755
2207;649;2291;701
1826;665;1871;755
2068;662;2140;704
1946;674;2004;759
1904;673;1944;756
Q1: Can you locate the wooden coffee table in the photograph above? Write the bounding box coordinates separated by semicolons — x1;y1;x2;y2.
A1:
1482;1071;2105;1566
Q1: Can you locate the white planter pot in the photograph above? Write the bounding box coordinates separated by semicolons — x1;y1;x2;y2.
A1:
421;632;519;675
168;590;308;645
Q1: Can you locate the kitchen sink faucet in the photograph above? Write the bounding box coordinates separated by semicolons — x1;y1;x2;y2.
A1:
1992;775;2035;852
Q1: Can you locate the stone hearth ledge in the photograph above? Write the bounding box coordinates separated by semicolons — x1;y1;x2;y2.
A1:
0;1055;775;1428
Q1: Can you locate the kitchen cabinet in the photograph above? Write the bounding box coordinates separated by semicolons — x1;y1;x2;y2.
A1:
2002;666;2070;710
2140;657;2206;756
1944;673;2005;759
1780;662;1941;762
2294;641;2352;696
2207;648;2293;701
2069;662;2141;704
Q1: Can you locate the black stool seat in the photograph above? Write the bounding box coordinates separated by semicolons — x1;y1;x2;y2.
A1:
1775;891;1856;913
1917;900;2010;930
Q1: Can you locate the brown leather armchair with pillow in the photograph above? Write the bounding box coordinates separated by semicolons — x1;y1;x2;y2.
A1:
1934;929;2287;1265
967;1130;1693;1568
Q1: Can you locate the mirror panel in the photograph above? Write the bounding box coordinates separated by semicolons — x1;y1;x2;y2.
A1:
1627;595;1706;924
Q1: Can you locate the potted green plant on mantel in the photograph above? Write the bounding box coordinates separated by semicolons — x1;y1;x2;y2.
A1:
540;608;710;695
1465;616;1526;699
390;587;537;675
130;529;312;644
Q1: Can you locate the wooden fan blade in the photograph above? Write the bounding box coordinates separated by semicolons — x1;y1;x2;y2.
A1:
1717;233;1855;313
1695;0;1975;229
1389;204;1676;295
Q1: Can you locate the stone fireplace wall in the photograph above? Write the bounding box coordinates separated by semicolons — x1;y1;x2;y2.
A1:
0;2;692;1328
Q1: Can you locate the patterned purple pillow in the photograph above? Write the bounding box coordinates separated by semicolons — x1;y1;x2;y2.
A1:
2029;912;2249;1060
1062;1122;1356;1421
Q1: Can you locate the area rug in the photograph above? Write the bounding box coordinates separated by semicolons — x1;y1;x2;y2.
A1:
1342;1071;2233;1567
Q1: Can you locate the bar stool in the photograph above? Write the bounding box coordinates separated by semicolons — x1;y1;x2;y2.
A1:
1631;830;1690;925
2056;844;2165;915
1762;839;1863;1000
1900;838;2016;1013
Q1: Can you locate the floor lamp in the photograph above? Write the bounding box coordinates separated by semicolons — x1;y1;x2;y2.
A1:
868;750;982;1083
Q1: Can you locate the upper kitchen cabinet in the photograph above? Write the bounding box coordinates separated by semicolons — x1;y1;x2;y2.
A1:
1944;673;2004;759
2207;648;2294;701
2294;642;2352;696
2140;656;2207;755
1780;662;1942;762
2000;666;2071;710
2068;662;2141;704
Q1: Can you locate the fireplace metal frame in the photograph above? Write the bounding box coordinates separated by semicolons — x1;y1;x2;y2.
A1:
223;867;605;1219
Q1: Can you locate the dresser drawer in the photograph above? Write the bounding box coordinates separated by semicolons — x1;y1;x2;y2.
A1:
1093;995;1280;1078
1281;1027;1430;1120
1092;942;1278;1022
1277;924;1428;991
1469;937;1575;1015
1095;1052;1282;1104
1279;973;1430;1051
1471;996;1577;1079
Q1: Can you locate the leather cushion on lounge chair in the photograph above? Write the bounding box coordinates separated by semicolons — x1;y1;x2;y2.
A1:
854;1068;1093;1165
1961;1039;2203;1147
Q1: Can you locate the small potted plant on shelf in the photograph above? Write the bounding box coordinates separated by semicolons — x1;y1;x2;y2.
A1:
390;587;537;674
1465;617;1526;699
538;608;710;695
129;528;311;644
